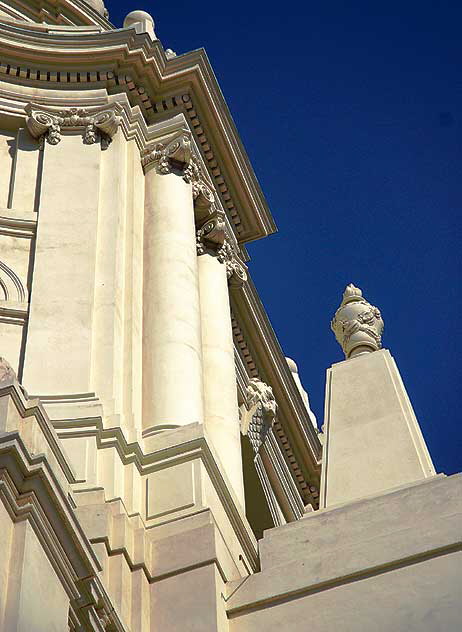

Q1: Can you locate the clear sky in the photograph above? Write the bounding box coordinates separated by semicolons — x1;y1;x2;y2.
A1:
108;1;461;476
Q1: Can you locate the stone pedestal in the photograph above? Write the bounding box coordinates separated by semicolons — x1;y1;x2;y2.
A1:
320;348;435;508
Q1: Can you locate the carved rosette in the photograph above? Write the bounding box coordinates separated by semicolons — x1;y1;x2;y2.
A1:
331;283;384;358
25;104;120;149
243;378;277;453
0;357;16;382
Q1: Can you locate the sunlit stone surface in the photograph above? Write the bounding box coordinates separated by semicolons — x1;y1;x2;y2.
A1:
0;3;459;631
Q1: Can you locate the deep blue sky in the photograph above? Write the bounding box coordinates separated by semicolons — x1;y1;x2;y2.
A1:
108;1;461;476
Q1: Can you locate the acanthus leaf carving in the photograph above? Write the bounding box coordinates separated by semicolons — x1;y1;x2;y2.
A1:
141;133;192;174
25;104;120;149
242;378;277;453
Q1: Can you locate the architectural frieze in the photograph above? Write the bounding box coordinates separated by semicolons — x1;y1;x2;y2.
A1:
25;104;121;148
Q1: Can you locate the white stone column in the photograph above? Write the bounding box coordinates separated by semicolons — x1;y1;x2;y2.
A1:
197;218;246;506
142;132;204;434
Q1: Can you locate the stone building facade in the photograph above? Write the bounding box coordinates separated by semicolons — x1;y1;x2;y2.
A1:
0;1;460;630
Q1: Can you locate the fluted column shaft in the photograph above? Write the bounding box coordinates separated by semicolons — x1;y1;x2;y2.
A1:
198;250;245;507
142;164;204;434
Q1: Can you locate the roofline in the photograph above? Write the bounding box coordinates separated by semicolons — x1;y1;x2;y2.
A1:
0;19;276;243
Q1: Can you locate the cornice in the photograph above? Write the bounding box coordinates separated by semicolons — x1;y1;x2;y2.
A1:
0;208;37;238
0;20;276;243
0;0;113;30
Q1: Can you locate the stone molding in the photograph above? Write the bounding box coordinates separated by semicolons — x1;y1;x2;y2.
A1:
56;419;259;571
196;214;248;286
0;209;37;239
0;18;275;243
331;283;384;358
25;103;121;149
0;378;125;631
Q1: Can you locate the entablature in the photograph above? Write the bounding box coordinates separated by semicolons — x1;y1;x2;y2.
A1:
0;17;276;243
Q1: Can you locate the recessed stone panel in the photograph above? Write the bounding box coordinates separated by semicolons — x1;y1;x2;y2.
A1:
146;461;196;520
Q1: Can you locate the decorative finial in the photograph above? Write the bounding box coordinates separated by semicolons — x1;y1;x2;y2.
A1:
123;10;157;40
331;284;384;358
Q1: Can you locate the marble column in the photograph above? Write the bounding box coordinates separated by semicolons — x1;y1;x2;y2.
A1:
197;218;246;507
142;133;204;434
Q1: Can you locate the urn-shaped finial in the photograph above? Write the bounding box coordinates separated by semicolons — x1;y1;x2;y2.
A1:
331;284;384;358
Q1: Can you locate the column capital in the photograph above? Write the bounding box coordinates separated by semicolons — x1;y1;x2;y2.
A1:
25;103;120;149
196;215;248;286
141;131;192;174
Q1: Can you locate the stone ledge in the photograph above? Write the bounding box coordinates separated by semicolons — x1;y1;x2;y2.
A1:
226;474;462;615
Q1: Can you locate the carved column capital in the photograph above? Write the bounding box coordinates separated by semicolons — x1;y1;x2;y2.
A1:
141;133;192;175
196;221;247;286
196;211;226;256
25;104;120;149
241;378;277;453
220;241;248;286
331;283;384;358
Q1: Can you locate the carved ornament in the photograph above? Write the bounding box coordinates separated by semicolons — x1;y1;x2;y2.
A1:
196;211;226;255
25;104;120;149
242;378;277;453
331;283;384;358
0;357;16;382
141;133;192;175
196;220;247;286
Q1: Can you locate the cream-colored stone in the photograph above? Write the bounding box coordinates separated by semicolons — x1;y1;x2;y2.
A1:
3;522;69;632
142;159;204;432
23;134;101;395
9;127;40;212
123;10;156;39
198;251;245;507
320;348;435;508
0;129;14;208
227;475;462;632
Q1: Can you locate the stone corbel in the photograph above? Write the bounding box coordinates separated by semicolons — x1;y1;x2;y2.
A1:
141;132;192;174
241;378;277;454
25;104;121;149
